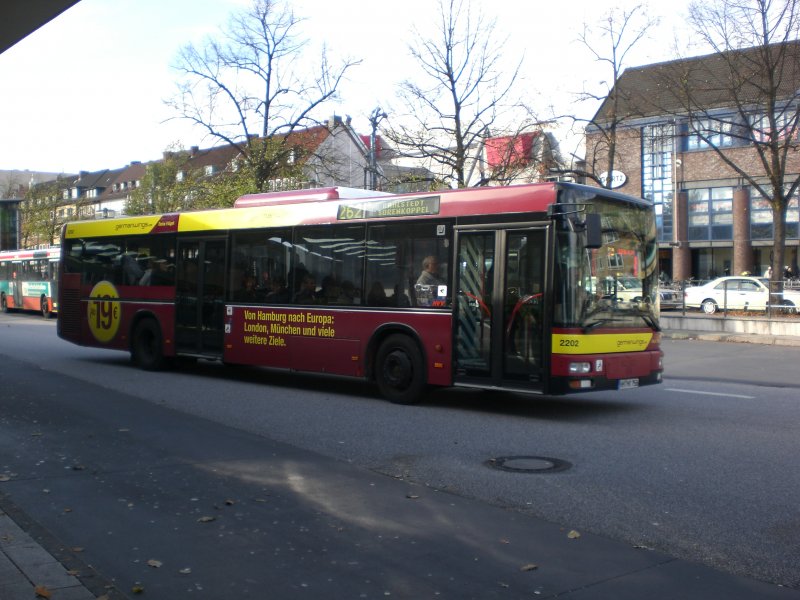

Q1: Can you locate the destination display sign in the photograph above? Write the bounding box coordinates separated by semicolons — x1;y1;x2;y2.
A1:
337;195;440;220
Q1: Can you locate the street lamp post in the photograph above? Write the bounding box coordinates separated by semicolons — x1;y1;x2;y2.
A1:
368;107;387;190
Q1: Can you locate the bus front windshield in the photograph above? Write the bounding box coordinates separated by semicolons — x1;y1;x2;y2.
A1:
553;197;659;330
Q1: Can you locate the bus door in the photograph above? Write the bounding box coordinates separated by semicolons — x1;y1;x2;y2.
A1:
175;238;228;357
454;227;547;391
12;262;23;308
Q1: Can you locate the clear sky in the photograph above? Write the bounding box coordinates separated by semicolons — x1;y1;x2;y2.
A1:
0;0;690;174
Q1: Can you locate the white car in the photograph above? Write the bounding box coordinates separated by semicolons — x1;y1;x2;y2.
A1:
599;276;644;302
683;276;800;314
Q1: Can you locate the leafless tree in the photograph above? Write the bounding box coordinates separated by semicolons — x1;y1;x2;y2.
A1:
658;0;800;285
565;4;660;187
166;0;360;192
384;0;522;188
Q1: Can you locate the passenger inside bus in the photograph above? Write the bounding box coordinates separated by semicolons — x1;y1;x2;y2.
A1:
139;258;170;286
367;281;389;306
265;277;289;304
295;273;320;304
416;255;444;286
234;274;259;301
122;252;144;285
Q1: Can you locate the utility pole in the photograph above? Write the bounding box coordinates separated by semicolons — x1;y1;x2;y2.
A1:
368;107;387;190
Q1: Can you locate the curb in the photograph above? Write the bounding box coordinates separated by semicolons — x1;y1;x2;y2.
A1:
663;330;800;346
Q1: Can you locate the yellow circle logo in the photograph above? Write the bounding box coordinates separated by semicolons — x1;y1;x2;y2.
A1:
87;281;121;343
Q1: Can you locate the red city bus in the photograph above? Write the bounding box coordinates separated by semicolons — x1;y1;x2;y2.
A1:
57;182;663;403
0;247;60;318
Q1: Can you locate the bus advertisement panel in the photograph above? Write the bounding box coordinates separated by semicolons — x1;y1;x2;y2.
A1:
0;247;60;317
57;183;662;403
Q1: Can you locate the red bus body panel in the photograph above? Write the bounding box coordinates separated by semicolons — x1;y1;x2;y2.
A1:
224;306;453;385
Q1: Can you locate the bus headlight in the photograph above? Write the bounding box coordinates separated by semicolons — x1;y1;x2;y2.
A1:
568;362;591;374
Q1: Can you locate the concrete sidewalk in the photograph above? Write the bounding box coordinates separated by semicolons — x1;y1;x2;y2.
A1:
0;509;98;599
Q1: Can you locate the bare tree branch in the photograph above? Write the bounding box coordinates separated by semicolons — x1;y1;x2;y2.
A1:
165;0;360;192
384;0;522;188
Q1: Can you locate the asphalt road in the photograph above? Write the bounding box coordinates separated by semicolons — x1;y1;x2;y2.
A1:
1;312;799;595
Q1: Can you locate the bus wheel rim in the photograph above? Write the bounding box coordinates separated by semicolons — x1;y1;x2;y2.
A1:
384;350;412;389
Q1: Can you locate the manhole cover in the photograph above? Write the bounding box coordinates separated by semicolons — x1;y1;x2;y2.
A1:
486;455;572;473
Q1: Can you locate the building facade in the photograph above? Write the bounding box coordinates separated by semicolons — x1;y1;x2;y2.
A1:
8;116;435;250
586;42;800;282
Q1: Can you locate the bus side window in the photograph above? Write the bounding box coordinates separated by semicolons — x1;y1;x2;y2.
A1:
292;225;364;306
366;222;450;309
231;230;290;304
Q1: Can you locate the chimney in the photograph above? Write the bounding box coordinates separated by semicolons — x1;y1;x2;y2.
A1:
190;146;199;156
328;114;342;129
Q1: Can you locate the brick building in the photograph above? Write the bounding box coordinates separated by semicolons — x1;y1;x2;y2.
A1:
586;41;800;282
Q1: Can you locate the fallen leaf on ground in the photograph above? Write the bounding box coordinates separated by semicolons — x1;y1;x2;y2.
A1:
197;516;216;523
406;494;420;499
567;530;581;539
147;559;163;568
34;585;52;598
520;563;539;571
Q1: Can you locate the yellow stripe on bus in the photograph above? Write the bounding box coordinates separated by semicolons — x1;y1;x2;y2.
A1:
64;203;341;238
65;216;163;238
175;204;316;232
552;332;653;354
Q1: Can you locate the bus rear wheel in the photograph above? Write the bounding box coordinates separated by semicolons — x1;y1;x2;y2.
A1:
131;318;165;371
375;334;425;405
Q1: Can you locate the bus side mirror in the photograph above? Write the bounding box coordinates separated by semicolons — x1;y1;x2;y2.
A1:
584;213;602;249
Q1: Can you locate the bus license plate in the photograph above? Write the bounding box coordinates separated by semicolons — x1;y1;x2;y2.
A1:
618;378;639;389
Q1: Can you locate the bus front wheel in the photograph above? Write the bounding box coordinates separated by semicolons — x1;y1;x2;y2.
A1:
131;318;165;371
375;334;425;405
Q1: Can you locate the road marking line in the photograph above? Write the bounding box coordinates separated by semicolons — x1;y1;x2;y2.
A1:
666;388;755;399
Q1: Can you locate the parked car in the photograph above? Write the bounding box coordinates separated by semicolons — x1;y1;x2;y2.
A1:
658;286;681;310
600;276;644;302
597;276;681;310
683;276;800;314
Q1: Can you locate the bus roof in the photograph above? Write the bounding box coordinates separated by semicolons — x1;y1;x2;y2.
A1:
62;182;649;240
233;186;391;208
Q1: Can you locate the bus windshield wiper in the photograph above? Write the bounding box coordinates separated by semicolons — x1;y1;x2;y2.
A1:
640;313;661;331
582;317;625;331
